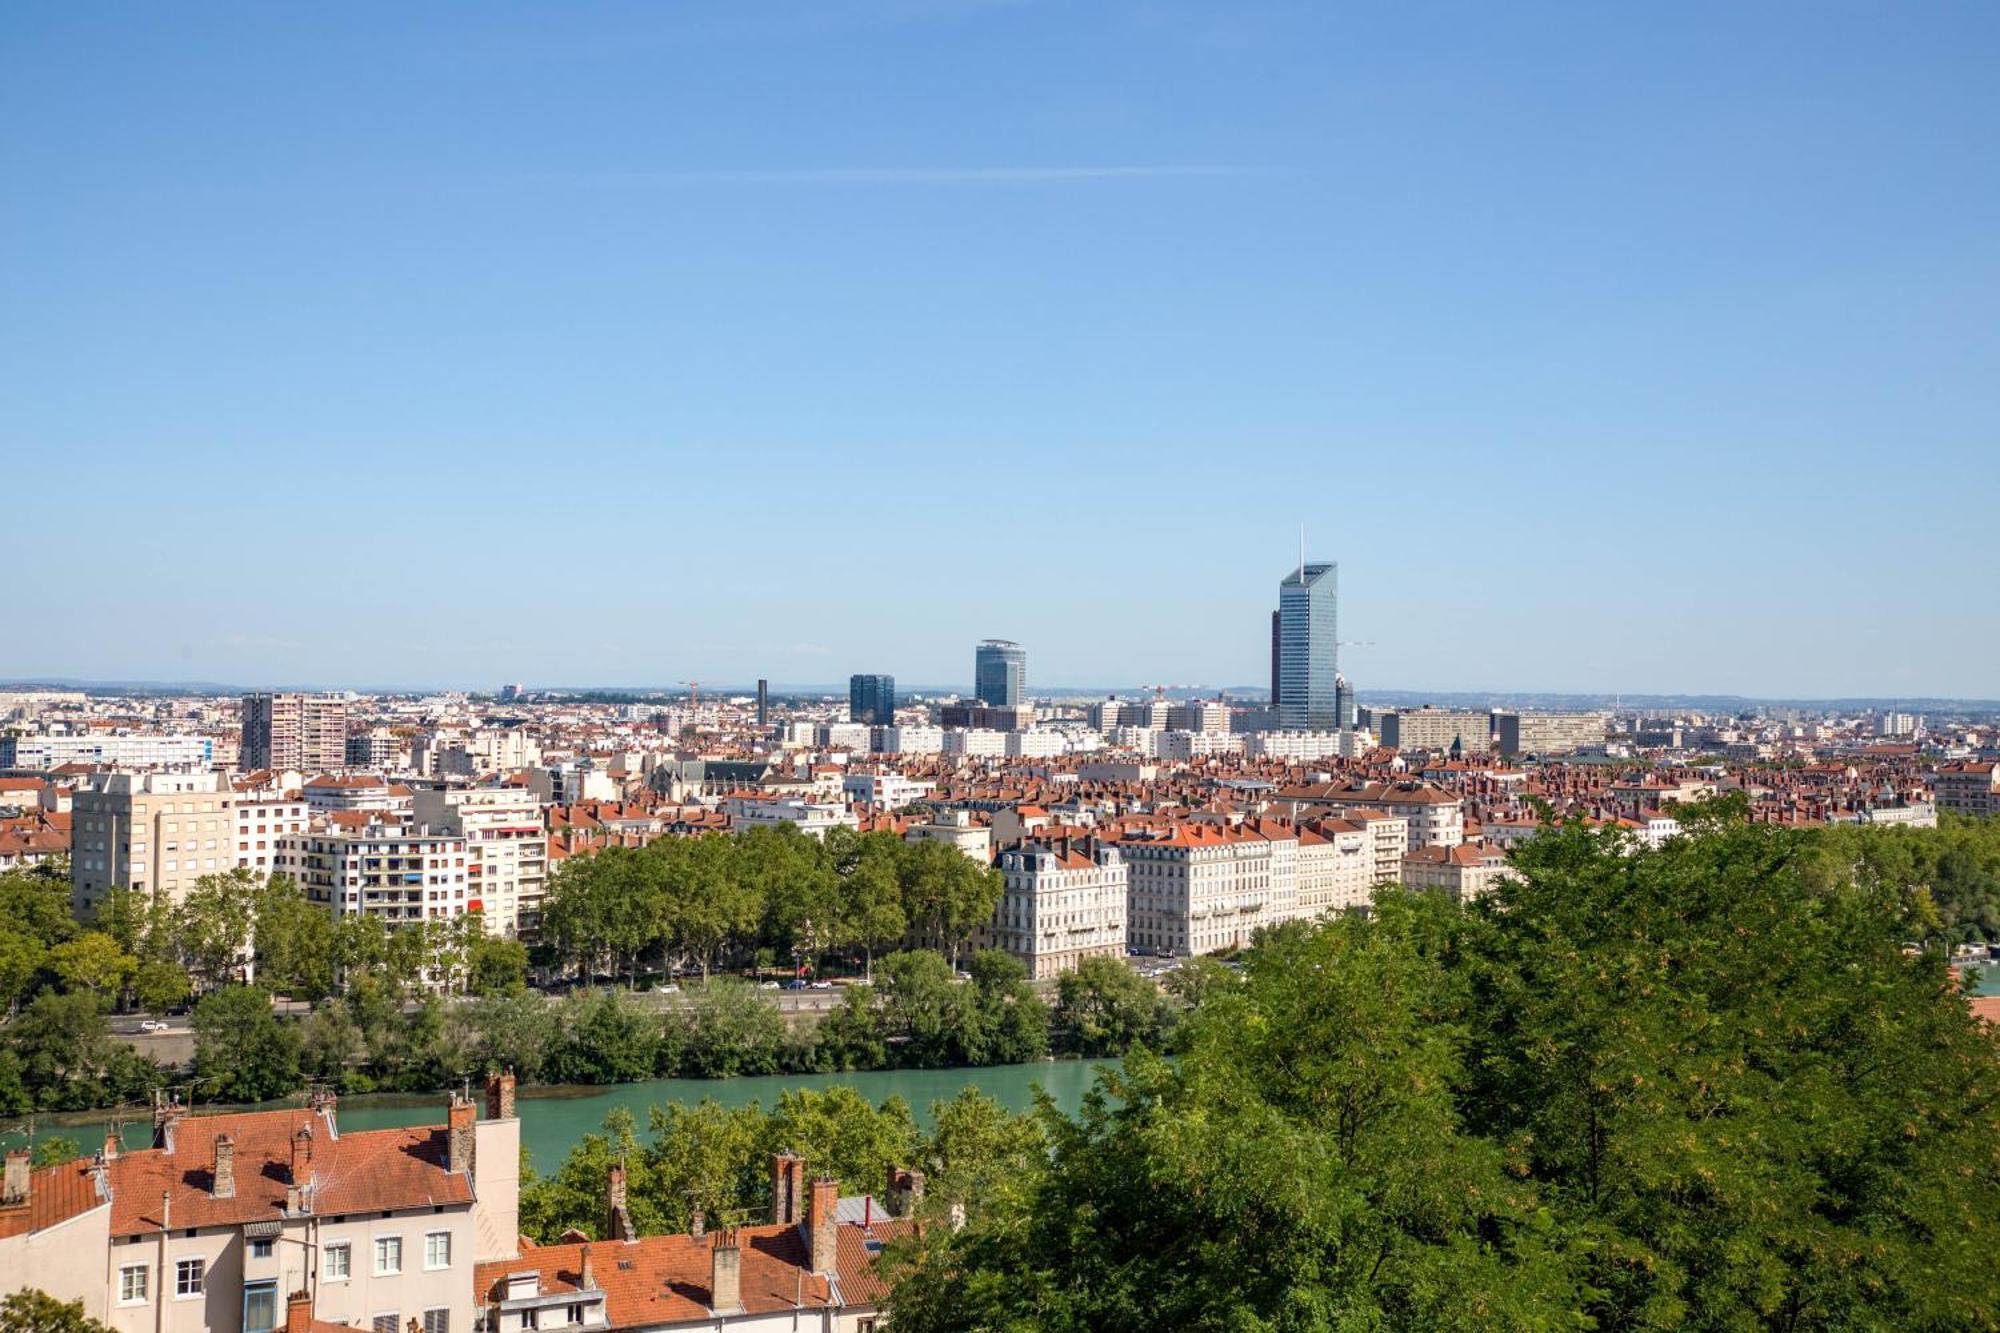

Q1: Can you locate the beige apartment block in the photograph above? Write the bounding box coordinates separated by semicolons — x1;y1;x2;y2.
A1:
71;770;237;915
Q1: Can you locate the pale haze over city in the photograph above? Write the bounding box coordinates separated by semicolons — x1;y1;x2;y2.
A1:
6;2;1998;697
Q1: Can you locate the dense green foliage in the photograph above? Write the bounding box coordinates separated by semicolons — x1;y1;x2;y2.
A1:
885;815;2000;1332
0;1290;113;1333
518;1084;1038;1243
536;826;1003;982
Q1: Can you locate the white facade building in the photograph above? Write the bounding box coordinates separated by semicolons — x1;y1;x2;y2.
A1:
979;836;1128;979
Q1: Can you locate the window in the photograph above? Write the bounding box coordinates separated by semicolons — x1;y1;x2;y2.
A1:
422;1311;450;1333
324;1241;351;1279
424;1230;451;1269
175;1258;205;1298
373;1316;399;1333
244;1282;278;1333
250;1237;274;1259
568;1305;585;1326
519;1311;538;1331
374;1235;402;1275
118;1265;148;1304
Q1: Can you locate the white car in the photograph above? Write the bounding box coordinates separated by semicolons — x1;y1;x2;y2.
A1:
139;1020;170;1033
759;981;781;990
810;980;833;990
653;984;681;995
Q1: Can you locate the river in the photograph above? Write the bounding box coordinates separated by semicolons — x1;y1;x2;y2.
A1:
88;1060;1112;1171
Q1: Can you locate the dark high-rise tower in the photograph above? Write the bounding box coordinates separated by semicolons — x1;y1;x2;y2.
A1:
974;640;1026;706
756;679;769;727
848;674;897;726
1270;610;1282;708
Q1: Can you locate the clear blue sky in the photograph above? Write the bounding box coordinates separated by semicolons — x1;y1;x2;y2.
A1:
4;2;1996;697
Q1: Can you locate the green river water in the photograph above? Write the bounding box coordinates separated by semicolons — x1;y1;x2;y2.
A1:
84;1060;1111;1171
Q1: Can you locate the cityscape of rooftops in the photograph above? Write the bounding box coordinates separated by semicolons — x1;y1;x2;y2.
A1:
5;4;1999;1330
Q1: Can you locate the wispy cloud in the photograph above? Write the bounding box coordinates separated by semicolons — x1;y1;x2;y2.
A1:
545;165;1267;188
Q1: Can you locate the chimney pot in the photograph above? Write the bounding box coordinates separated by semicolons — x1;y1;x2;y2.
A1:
605;1162;636;1242
771;1151;804;1225
284;1289;314;1333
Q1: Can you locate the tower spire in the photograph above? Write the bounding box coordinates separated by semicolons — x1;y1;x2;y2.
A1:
1299;523;1306;579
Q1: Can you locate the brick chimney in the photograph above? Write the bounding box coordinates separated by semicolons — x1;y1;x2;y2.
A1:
286;1124;314;1214
152;1090;184;1152
809;1175;838;1276
1;1149;28;1208
710;1228;743;1314
886;1164;925;1216
102;1126;120;1162
213;1133;235;1199
485;1069;516;1121
284;1289;314;1333
690;1208;705;1240
579;1242;597;1292
771;1151;804;1225
605;1162;636;1242
448;1094;476;1177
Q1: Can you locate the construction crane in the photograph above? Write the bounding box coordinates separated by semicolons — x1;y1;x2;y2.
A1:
679;680;702;707
1141;683;1197;701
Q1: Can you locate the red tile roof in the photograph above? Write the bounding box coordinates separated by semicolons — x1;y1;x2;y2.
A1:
108;1106;472;1236
0;1157;107;1240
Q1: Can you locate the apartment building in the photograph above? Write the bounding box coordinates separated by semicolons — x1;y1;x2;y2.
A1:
0;733;214;771
411;787;549;938
903;808;993;861
1493;711;1609;757
1166;700;1231;734
842;773;935;809
718;795;860;841
943;728;1008;757
345;727;410;771
1244;731;1348;763
876;724;944;755
0;1076;520;1333
1320;784;1464;851
1400;843;1511;902
1377;708;1489;755
303;773;410;820
1156;731;1243;761
1295;819;1375;915
233;791;310;879
1935;762;2000;818
240;693;348;773
276;824;470;925
71;771;236;915
1120;820;1298;957
980;836;1128;979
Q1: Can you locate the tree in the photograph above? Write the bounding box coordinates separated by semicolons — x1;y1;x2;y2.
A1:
642;1098;770;1231
6;990;160;1111
46;931;136;999
898;841;1004;966
0;931;45;1014
30;1135;82;1168
661;835;759;980
519;1107;669;1242
815;985;886;1071
251;875;336;999
174;869;261;990
876;950;975;1068
191;985;301;1103
963;949;1049;1065
836;831;909;981
921;1087;1045;1212
468;932;530;996
0;864;77;949
0;1290;113;1333
546;991;659;1084
1052;956;1164;1057
760;1085;920;1201
458;988;557;1083
887;901;1573;1332
665;979;784;1078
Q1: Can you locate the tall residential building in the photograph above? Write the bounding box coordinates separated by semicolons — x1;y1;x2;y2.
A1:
1277;562;1338;730
1377;707;1489;755
70;770;236;915
1270;610;1282;708
980;836;1128;979
848;673;897;726
1121;820;1299;957
411;786;549;938
1335;672;1357;730
974;639;1027;706
1494;711;1609;757
276;823;470;926
239;692;348;772
756;678;770;727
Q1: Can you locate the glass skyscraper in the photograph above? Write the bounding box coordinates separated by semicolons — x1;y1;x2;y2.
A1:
1277;562;1338;730
848;673;897;726
974;639;1027;706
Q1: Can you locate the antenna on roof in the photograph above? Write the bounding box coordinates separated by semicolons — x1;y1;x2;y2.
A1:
1298;523;1306;579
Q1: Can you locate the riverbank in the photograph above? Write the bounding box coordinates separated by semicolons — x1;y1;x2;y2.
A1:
19;1058;1114;1171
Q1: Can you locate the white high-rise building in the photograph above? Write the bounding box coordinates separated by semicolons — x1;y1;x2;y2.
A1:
411;786;549;937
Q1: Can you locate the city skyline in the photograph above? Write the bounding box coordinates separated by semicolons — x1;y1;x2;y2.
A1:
7;3;1999;697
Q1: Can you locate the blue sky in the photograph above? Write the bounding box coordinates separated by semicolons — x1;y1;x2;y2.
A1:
3;1;1996;697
